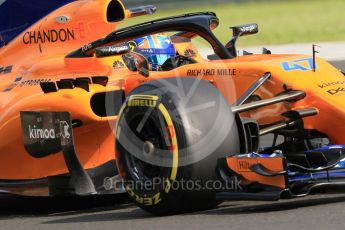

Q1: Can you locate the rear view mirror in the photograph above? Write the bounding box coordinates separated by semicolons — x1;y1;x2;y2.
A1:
231;23;258;37
127;5;157;18
226;23;258;57
122;52;150;77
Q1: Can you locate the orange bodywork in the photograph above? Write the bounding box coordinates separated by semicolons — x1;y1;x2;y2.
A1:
0;0;344;183
226;157;286;189
0;0;128;179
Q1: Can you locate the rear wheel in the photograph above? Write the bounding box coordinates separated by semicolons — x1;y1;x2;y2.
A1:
116;78;240;214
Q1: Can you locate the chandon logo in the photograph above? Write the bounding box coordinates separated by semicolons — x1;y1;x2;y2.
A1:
22;28;75;45
29;125;56;139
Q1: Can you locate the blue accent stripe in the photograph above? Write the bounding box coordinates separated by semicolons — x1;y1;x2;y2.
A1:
147;36;155;48
289;171;345;181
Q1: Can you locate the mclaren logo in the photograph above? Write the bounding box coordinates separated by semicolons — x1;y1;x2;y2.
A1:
29;125;55;139
60;121;70;139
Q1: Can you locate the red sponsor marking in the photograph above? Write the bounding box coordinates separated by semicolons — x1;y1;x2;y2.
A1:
77;22;86;40
168;145;176;152
167;125;175;138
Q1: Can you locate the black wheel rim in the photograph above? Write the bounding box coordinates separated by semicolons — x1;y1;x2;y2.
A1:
124;110;171;188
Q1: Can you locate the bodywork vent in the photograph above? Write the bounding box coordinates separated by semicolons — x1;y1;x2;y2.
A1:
107;0;125;22
90;90;124;117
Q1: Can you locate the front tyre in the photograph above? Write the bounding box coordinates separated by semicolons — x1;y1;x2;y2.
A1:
115;78;240;214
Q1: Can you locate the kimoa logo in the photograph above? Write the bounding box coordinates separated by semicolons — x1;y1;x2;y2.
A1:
318;81;345;89
29;125;56;139
22;28;75;45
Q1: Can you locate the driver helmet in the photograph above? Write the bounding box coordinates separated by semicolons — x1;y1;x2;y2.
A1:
132;33;176;71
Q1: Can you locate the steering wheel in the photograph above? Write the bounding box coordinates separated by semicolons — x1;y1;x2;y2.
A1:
161;55;197;71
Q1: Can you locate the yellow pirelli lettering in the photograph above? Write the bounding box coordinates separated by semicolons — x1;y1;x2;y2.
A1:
128;95;159;107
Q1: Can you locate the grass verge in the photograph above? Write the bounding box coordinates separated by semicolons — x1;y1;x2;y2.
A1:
120;0;345;46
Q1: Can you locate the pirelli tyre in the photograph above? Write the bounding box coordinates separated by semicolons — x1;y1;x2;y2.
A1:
115;77;240;214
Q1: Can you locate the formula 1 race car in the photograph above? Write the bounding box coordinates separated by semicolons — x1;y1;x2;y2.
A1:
1;0;345;215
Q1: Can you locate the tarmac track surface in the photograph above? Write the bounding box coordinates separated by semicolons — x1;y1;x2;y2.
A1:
1;61;344;230
331;60;345;71
1;193;345;230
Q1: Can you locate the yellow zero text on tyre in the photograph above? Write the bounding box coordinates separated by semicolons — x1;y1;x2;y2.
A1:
126;185;162;205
